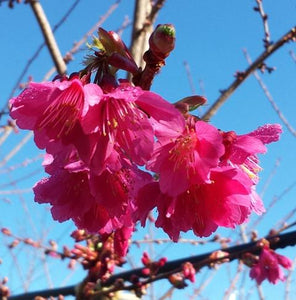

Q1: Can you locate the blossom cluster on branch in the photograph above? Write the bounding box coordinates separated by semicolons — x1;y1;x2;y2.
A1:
9;24;286;289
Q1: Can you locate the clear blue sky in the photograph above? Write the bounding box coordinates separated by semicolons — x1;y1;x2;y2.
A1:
0;1;295;299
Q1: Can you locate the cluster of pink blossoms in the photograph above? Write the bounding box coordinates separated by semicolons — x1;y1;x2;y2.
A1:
249;243;292;285
9;26;282;256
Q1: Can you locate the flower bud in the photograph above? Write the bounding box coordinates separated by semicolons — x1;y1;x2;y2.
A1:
149;24;176;59
1;228;11;236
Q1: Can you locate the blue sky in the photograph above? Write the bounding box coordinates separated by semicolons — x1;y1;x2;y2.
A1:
0;1;295;299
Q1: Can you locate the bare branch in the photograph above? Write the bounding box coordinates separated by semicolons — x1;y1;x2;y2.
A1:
202;27;296;121
130;0;153;68
129;0;166;68
8;230;296;299
29;0;66;75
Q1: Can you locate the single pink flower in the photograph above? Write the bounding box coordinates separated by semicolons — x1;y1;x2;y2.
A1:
220;124;282;183
10;78;102;152
250;246;292;285
33;169;94;224
154;167;254;241
83;82;184;173
147;121;224;197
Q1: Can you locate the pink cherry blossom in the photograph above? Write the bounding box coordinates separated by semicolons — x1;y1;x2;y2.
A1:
250;246;292;285
90;159;153;218
10;78;102;152
33;169;94;224
135;167;256;241
147;121;224;197
220;124;282;183
82;82;184;173
161;167;256;241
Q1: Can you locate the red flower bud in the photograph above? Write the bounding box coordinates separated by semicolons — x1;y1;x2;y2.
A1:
149;24;176;59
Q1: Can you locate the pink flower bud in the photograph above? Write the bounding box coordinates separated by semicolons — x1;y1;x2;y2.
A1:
1;228;11;236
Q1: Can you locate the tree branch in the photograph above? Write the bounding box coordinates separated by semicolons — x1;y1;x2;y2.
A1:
29;0;67;75
8;230;296;299
201;26;296;121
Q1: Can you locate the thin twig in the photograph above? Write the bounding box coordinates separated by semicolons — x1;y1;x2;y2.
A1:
0;132;33;168
250;180;296;231
259;158;280;199
190;269;217;299
6;0;80;101
285;255;296;300
202;27;296;121
43;0;121;81
223;261;244;300
254;0;272;48
243;49;296;137
183;61;197;95
289;50;296;63
29;0;67;75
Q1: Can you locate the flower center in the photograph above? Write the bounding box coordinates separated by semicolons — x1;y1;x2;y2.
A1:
169;130;197;174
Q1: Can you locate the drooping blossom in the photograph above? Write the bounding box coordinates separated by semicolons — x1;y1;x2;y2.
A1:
250;246;292;285
154;167;255;241
134;166;259;241
10;76;102;154
84;81;184;174
33;168;95;225
89;158;154;218
147;120;224;197
35;143;154;235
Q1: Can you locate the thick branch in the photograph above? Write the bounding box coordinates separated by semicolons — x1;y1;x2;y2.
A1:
8;230;296;299
129;0;166;68
202;26;296;121
130;0;153;68
29;0;67;75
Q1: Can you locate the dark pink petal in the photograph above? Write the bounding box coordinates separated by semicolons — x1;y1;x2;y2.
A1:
249;124;282;144
276;253;293;269
33;170;92;223
250;263;265;285
136;90;185;140
229;135;266;164
90;162;153;218
9;82;55;130
74;202;115;233
155;195;190;242
82;83;103;112
114;226;134;257
133;182;159;226
204;167;252;228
